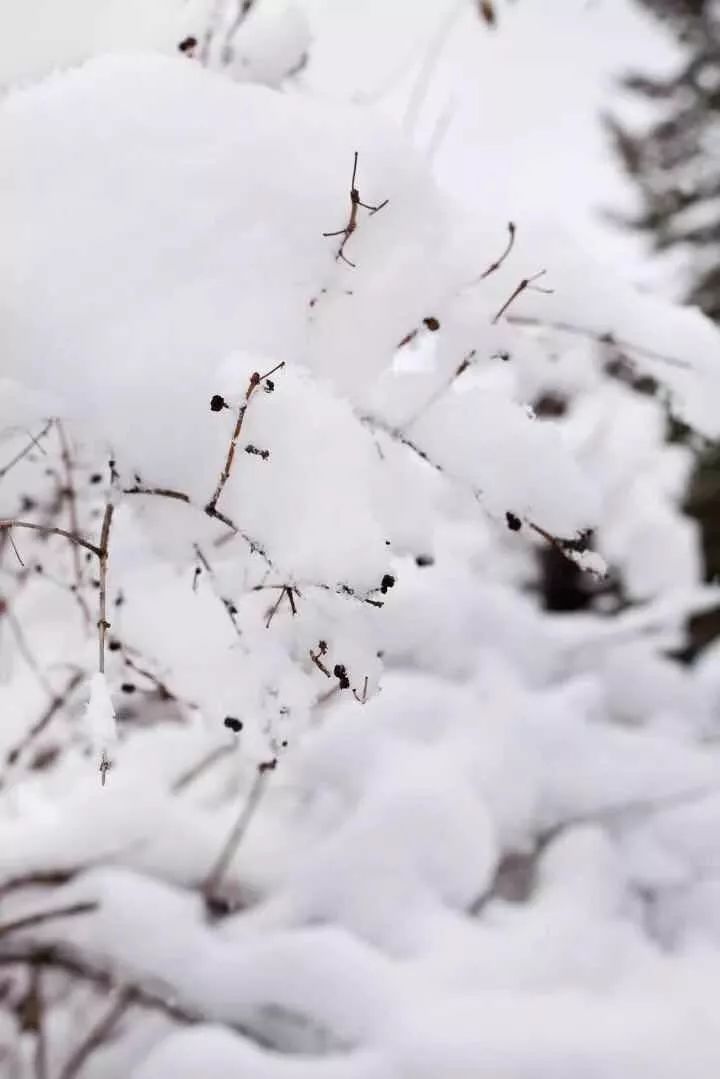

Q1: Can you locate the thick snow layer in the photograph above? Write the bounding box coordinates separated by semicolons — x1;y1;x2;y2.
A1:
3;45;720;1079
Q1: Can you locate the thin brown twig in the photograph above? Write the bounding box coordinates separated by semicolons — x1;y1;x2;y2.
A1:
0;521;102;559
476;221;516;281
5;606;54;698
362;412;593;570
205;362;284;521
322;152;389;267
506;314;692;371
492;270;552;324
124;485;273;567
171;743;235;794
0;902;98;940
203;765;271;899
97;505;113;677
56;422;91;625
0;940;268;1046
404;348;477;428
97;503;114;786
3;669;84;772
193;544;243;637
57;988;133;1079
0;421;52;481
31;965;48;1079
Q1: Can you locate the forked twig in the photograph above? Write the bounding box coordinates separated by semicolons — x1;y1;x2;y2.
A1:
492;270;553;324
323;152;389;267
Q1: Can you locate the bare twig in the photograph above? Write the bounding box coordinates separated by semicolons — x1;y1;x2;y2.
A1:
507;314;692;371
171;743;235;794
124;485;273;568
57;988;133;1079
97;504;113;677
492;270;552;324
206;363;284;517
221;0;259;64
122;485;190;505
3;670;84;772
203;765;271;899
476;221;516;281
0;943;201;1029
363;412;594;571
5;605;54;698
31;966;48;1079
0;902;98;941
404;348;477;428
352;676;369;704
0;421;52;481
96;502;115;786
56;422;90;625
0;521;101;559
322;152;388;267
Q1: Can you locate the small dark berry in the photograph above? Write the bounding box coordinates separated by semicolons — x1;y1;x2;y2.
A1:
223;716;243;733
109;640;121;652
178;35;198;53
90;473;103;484
339;676;350;690
121;683;136;694
415;554;434;567
505;511;522;532
264;379;275;393
423;316;440;331
210;394;228;412
380;573;395;593
333;663;346;679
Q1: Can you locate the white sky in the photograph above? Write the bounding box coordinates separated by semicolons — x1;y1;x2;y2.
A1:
300;0;680;282
3;0;681;282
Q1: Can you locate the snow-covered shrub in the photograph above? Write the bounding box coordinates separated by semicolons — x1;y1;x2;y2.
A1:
2;34;720;1079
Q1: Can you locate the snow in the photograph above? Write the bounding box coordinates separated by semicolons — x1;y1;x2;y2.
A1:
2;11;720;1079
84;672;117;762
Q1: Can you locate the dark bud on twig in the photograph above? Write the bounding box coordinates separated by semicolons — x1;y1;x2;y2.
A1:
479;0;496;26
264;379;275;393
121;682;136;694
90;473;103;485
178;36;198;55
423;317;441;332
333;663;350;689
380;573;395;594
245;444;270;460
415;554;434;567
506;512;522;532
223;716;243;733
210;394;229;413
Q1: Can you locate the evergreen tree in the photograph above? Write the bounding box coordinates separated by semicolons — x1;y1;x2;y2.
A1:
609;0;720;655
